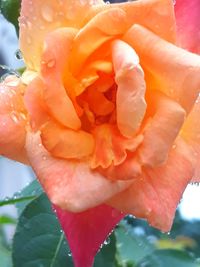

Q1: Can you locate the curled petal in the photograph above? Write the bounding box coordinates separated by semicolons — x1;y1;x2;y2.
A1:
88;0;176;43
69;8;128;75
19;0;104;70
41;121;94;160
139;91;185;167
124;24;200;113
41;28;81;130
91;124;143;169
112;40;146;137
108;138;195;232
175;0;200;53
24;77;49;130
26;132;133;212
0;76;27;163
181;96;200;181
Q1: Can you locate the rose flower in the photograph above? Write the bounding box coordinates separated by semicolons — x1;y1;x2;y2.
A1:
1;0;200;266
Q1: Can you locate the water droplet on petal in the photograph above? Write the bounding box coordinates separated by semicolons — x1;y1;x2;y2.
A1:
47;59;56;68
172;144;177;149
27;36;32;45
41;4;54;22
19;112;26;120
15;49;23;60
10;111;19;123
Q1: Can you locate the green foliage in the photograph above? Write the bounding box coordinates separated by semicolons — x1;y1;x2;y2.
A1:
10;179;200;267
12;184;117;267
0;0;21;34
136;249;200;267
12;193;74;267
0;215;16;224
0;195;36;207
0;236;12;267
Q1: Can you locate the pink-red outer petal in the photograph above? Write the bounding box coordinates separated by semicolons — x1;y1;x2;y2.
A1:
175;0;200;53
54;204;124;267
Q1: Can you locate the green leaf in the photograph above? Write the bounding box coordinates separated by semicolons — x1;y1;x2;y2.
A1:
0;235;12;267
0;215;16;224
0;0;21;34
136;249;200;267
0;195;36;207
12;193;73;267
94;234;117;267
15;179;43;215
13;187;119;267
115;223;154;266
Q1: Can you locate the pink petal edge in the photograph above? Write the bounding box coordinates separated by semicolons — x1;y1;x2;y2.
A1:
175;0;200;53
54;204;124;267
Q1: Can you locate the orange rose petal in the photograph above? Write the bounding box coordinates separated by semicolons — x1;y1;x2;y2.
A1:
19;0;104;70
41;28;81;130
181;96;200;181
41;121;94;160
86;86;115;116
69;8;128;75
74;60;113;96
91;124;143;169
24;77;49;130
0;76;28;163
124;24;200;113
26;132;133;212
139;92;185;167
112;40;146;138
108;138;195;232
88;0;176;43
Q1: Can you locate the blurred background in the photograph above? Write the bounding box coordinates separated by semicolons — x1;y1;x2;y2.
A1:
1;1;200;266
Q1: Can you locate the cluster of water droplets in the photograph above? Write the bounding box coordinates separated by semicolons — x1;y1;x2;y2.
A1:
0;65;20;83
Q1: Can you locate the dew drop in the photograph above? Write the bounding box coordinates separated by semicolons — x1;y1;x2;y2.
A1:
10;111;19;123
6;79;20;87
19;112;26;120
68;252;72;257
104;237;110;245
27;36;32;45
15;49;23;60
47;59;56;68
41;4;54;22
42;155;47;160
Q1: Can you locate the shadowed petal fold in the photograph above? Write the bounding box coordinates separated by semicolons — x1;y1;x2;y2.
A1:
124;24;200;113
108;138;195;232
26;132;133;212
